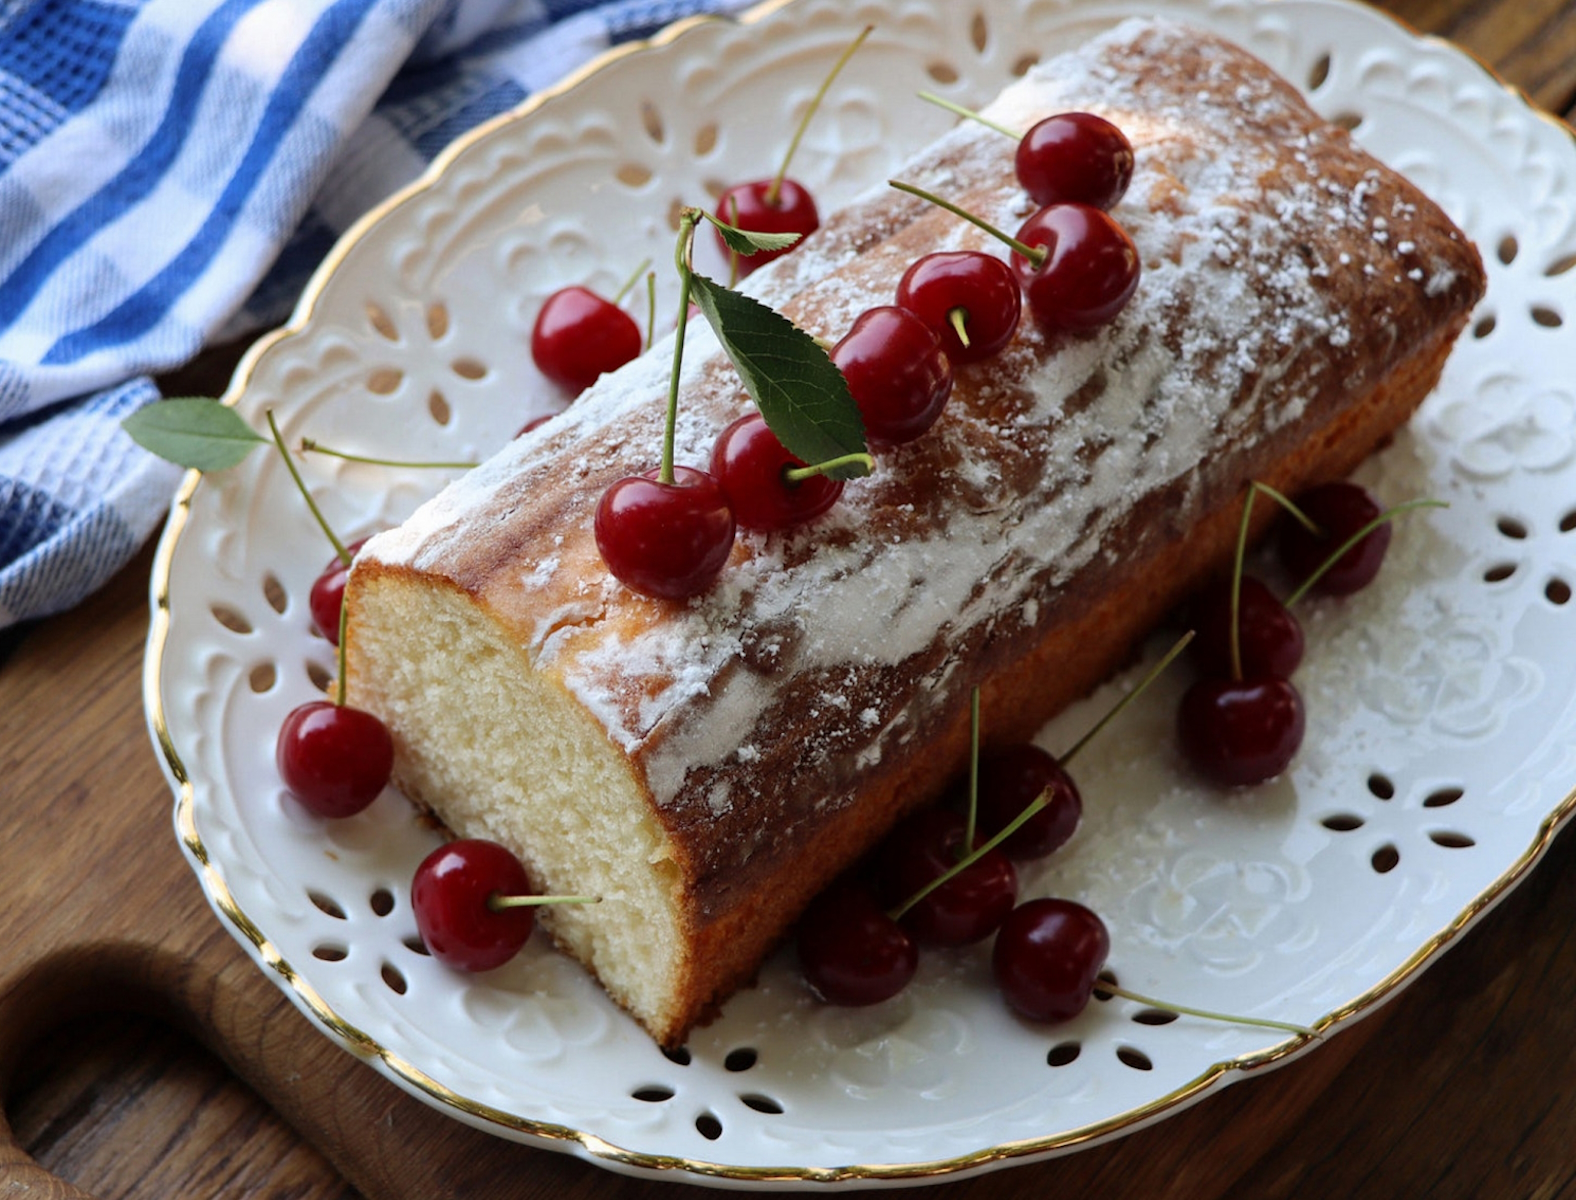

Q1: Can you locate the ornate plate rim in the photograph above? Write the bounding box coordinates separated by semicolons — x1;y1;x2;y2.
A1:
141;0;1576;1185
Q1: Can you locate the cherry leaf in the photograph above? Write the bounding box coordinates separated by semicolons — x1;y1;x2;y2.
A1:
121;398;267;471
700;211;802;256
687;274;869;478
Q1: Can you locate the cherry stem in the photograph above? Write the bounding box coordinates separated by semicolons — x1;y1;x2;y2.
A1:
335;599;349;708
1101;982;1314;1037
916;90;1018;140
769;25;873;204
948;307;972;348
888;790;1049;923
1283;498;1446;607
266;410;349;566
665;210;704;485
487;893;601;911
1060;630;1194;766
1249;480;1321;536
298;439;476;471
1228;483;1262;682
612;257;652;306
645;271;657;351
888;180;1045;267
963;688;981;861
781;451;874;484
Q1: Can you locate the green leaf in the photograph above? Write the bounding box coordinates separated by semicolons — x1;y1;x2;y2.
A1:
687;275;869;478
700;211;802;257
121;398;266;471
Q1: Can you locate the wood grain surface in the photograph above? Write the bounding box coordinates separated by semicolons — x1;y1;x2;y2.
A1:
5;3;1576;1197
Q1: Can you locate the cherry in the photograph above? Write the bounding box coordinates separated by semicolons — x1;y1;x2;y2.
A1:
531;286;643;393
308;537;370;645
1191;576;1305;680
1177;676;1305;787
829;306;953;445
714;180;820;278
276;700;394;818
895;251;1021;363
411;839;537;972
594;465;735;599
992;898;1111;1023
1012;203;1140;331
709;412;843;531
797;880;918;1006
974;744;1082;860
879;809;1017;946
710;25;870;278
1015;112;1134;211
1279;482;1393;596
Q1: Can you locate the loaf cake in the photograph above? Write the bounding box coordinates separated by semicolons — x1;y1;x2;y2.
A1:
343;19;1485;1046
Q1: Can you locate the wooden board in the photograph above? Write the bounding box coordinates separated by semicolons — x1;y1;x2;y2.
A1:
4;4;1576;1196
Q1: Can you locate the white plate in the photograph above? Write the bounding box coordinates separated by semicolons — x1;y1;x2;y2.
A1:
145;0;1576;1187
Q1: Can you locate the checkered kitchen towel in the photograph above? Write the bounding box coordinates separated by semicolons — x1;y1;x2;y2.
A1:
0;0;748;628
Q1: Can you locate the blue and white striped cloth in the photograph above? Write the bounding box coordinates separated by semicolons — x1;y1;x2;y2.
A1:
0;0;746;628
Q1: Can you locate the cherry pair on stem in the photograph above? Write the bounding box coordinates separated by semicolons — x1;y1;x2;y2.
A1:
1179;480;1441;786
898;96;1139;332
888;180;1140;333
278;435;497;817
266;410;395;820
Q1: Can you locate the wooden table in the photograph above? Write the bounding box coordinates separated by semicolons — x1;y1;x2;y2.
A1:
5;3;1576;1196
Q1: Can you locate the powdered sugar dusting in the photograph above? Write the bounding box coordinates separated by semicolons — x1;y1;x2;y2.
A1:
362;19;1479;831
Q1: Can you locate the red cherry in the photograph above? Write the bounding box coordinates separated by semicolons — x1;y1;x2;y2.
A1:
276;700;394;818
895;251;1021;363
709;413;843;531
974;744;1082;860
531;286;643;393
1177;677;1306;787
1012;203;1140;330
1279;482;1393;596
829;306;953;445
594;466;736;599
411;839;536;972
1015;113;1134;211
796;881;918;1006
992;898;1111;1023
1191;576;1306;680
308;537;370;645
880;809;1017;946
714;179;819;277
